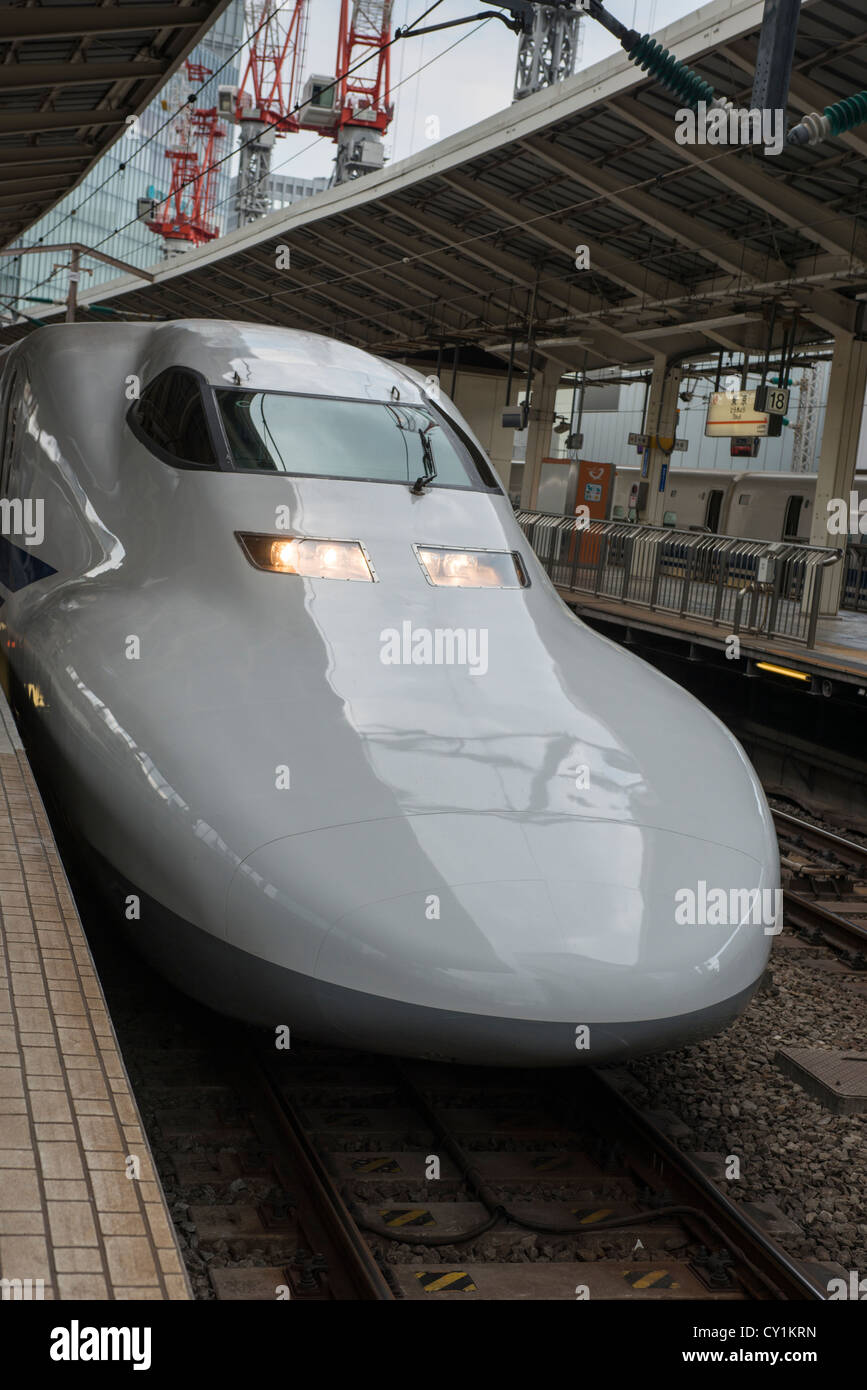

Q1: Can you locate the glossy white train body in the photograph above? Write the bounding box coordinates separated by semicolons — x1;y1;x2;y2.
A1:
0;321;778;1065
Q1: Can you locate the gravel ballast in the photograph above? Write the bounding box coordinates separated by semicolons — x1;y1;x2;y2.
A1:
626;945;867;1274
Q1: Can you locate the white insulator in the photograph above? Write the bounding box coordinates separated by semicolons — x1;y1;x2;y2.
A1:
801;111;831;145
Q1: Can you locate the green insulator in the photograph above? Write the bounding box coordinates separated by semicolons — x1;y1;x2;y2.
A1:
825;90;867;136
626;34;716;107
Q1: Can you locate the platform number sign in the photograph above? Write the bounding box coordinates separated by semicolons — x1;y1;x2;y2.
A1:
753;383;790;415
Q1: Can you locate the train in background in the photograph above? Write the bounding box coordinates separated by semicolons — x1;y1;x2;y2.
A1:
525;457;867;543
609;466;867;542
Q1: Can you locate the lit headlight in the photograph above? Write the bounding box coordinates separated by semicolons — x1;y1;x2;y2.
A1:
237;533;375;581
415;546;528;588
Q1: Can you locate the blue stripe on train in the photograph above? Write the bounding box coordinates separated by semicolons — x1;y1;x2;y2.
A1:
0;532;57;591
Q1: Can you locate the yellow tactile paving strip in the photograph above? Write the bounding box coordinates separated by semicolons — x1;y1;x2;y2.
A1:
0;695;190;1300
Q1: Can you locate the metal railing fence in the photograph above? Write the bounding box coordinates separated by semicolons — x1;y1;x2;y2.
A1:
516;511;842;648
843;544;867;613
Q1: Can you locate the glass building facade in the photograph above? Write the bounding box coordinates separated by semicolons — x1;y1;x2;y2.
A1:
5;0;246;319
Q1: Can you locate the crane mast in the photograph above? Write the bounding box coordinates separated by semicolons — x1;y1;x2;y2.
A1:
295;0;394;183
221;0;309;224
333;0;394;182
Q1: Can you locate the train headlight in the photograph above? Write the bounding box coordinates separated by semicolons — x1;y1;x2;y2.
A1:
415;546;528;588
237;533;374;581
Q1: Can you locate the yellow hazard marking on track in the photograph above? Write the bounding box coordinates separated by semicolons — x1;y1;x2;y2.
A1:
623;1269;679;1289
415;1271;477;1292
380;1209;435;1227
351;1156;401;1173
572;1207;615;1224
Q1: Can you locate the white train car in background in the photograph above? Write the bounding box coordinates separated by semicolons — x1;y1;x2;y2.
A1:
610;467;867;542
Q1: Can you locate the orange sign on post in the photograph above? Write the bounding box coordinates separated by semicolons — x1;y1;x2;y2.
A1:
576;460;614;519
572;460;614;567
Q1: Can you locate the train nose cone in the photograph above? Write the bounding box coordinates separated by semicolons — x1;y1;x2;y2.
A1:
225;813;775;1065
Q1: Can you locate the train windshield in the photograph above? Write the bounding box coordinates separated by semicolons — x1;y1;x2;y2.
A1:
214;391;495;489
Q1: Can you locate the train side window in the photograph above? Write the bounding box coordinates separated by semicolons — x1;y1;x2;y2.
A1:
0;372;18;496
783;494;804;539
131;369;218;469
705;489;724;533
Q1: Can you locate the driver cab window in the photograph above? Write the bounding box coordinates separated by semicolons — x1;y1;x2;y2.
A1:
132;369;217;468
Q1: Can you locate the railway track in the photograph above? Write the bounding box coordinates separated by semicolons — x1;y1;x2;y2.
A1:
250;1041;824;1302
118;990;827;1302
773;808;867;966
60;803;844;1304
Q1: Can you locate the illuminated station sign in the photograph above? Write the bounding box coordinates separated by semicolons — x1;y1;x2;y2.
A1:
704;389;782;438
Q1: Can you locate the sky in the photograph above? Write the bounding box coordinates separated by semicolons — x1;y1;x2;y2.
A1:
258;0;707;184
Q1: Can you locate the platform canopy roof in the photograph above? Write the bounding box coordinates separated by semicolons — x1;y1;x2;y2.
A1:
2;0;867;375
0;0;234;248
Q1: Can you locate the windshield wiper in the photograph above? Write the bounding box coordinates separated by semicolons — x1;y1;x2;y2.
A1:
411;427;438;494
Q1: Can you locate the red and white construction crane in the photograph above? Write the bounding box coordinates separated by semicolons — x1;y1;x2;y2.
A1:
297;0;394;184
142;62;226;253
221;0;395;223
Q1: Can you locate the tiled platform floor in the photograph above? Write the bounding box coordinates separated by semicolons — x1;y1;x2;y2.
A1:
0;693;189;1300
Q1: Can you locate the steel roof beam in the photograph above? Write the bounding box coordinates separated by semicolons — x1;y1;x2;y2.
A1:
0;147;96;172
0;61;170;92
346;213;525;326
369;200;648;360
378;200;578;315
0;176;73;200
0;110;128;136
198;247;391;339
186;265;343;334
380;198;650;360
612;96;867;267
518;135;790;285
441;169;686;305
303;230;482;339
0;163;93;186
786;287;856;337
0;7;213;41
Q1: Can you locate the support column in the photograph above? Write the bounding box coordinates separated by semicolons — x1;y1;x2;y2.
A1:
808;334;867;614
520;360;561;511
640;352;682;526
451;370;514;488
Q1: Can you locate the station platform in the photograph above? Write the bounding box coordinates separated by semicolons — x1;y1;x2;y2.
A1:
557;588;867;690
0;694;189;1301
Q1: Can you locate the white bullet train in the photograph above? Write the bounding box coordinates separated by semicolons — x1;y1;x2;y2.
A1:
0;320;779;1065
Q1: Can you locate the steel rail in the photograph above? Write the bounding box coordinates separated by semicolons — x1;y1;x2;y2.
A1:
582;1070;826;1301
